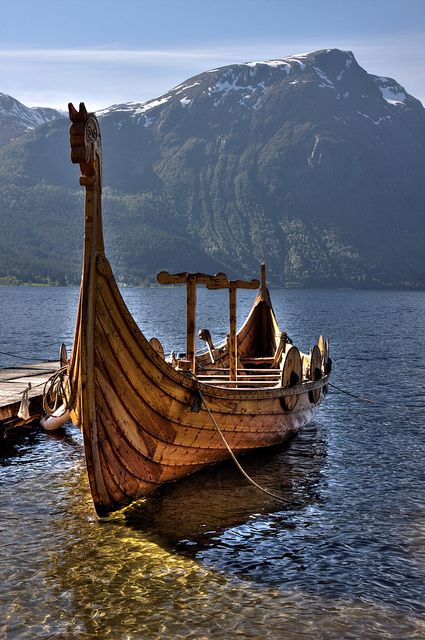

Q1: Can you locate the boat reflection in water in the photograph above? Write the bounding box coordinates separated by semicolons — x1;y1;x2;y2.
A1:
123;423;326;551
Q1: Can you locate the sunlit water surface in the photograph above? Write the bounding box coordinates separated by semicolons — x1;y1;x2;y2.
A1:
1;286;425;639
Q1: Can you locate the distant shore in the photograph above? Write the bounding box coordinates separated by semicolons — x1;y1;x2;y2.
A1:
1;280;425;292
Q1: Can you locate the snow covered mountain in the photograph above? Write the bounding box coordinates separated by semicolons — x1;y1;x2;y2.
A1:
95;48;421;141
0;93;64;145
0;48;424;287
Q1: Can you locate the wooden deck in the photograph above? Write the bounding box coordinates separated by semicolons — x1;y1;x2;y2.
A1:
0;361;60;425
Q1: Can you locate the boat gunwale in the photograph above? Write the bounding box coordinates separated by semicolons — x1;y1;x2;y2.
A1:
96;288;327;434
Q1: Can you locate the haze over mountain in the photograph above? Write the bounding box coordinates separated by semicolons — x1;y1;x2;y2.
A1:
0;48;424;287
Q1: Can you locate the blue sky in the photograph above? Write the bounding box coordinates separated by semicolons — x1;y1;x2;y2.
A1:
1;0;424;110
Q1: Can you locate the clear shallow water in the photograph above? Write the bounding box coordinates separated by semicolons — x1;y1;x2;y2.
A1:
1;286;425;639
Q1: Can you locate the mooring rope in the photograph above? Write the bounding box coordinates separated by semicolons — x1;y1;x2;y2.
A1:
328;382;374;403
0;349;59;363
0;377;48;388
192;376;288;503
192;375;425;502
328;381;425;409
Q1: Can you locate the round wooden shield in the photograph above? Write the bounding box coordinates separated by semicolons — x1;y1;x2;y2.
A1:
149;337;165;359
280;346;302;411
309;344;322;404
322;339;329;366
60;342;68;367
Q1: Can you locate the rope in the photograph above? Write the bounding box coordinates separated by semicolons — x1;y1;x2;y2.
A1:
0;364;65;386
0;378;47;389
0;345;72;371
328;382;425;410
193;376;288;503
328;382;374;403
0;349;59;363
193;376;424;501
42;366;69;416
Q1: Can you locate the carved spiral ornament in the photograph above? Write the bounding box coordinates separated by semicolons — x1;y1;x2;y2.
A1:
68;102;102;180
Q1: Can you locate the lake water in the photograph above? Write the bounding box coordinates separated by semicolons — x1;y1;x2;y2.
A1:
1;286;425;639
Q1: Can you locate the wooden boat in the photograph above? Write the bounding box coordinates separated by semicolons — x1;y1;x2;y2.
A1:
65;103;331;517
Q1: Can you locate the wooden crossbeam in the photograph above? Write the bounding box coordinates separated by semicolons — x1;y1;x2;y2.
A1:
157;271;228;287
205;278;259;291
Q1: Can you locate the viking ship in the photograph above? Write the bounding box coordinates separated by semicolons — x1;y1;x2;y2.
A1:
65;103;331;517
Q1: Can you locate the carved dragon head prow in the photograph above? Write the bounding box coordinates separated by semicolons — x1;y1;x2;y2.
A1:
68;102;102;187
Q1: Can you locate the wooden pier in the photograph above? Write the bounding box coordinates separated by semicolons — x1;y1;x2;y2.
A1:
0;361;60;427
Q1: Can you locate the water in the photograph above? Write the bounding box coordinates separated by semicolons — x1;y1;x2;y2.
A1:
1;286;425;639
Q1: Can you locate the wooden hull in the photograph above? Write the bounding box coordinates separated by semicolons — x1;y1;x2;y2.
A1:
69;258;327;515
67;104;330;516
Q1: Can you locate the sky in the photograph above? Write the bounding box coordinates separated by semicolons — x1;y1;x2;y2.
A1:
1;0;424;111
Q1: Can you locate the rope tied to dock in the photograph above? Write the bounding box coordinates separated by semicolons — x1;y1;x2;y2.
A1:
43;366;70;416
192;374;288;504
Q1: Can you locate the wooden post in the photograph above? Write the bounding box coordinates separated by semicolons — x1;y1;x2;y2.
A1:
157;271;228;374
229;282;237;381
260;263;267;289
186;274;197;372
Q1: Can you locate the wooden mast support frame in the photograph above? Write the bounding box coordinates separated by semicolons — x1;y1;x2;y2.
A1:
156;271;228;372
157;270;260;377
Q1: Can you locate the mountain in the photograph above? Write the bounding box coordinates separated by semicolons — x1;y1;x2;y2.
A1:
0;49;424;287
0;93;64;146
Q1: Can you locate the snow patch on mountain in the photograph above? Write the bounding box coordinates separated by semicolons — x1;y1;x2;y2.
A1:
97;96;172;119
245;60;291;71
308;135;322;167
133;97;171;115
285;57;307;70
379;85;406;105
209;78;247;94
313;66;334;88
336;56;353;81
371;76;407;106
96;103;140;117
143;116;155;128
245;53;308;72
175;82;200;95
206;70;268;107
